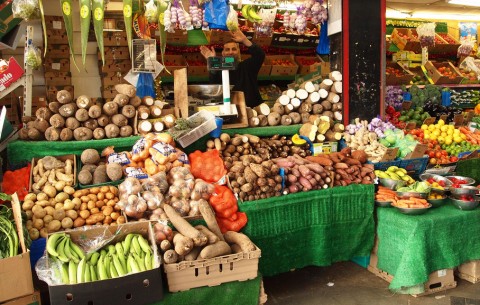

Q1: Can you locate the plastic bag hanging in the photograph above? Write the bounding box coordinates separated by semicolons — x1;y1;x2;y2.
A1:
203;0;229;30
458;39;474;58
12;0;41;20
137;73;156;98
145;0;159;23
416;23;436;48
226;5;239;31
25;44;42;70
317;22;330;55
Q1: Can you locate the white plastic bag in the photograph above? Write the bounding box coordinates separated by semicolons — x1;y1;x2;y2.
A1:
226;5;239;31
416;23;436;48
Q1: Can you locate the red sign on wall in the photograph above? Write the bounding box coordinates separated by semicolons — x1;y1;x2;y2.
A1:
0;57;24;91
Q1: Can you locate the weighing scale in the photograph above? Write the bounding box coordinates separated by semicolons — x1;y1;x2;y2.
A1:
191;56;238;122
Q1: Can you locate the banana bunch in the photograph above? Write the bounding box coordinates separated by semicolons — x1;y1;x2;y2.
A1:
241;5;262;23
375;166;415;184
47;233;155;284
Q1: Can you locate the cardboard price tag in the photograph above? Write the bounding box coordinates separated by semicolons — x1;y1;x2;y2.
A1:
464;111;474;123
439;115;448;122
423;117;436;125
405;122;417;130
405;144;428;160
380;147;399;162
453;114;464;127
402;101;412;110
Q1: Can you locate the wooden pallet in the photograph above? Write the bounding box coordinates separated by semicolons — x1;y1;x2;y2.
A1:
456;271;480;284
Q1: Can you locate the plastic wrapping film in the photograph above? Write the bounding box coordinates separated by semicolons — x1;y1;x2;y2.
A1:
35;222;161;286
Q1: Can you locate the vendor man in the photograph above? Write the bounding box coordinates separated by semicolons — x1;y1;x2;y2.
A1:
200;30;265;108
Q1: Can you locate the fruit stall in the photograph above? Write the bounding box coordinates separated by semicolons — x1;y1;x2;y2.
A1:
1;0;480;304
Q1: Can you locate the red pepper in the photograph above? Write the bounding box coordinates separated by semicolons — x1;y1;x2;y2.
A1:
393;111;401;118
386;106;395;115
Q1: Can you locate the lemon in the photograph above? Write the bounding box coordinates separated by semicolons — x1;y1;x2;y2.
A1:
428;125;436;132
447;129;453;136
421;124;428;130
430;134;437;141
454;136;463;143
424;134;430;140
441;132;447;137
438;136;445;144
445;137;453;145
438;119;445;126
433;130;441;136
440;125;448;132
453;129;460;135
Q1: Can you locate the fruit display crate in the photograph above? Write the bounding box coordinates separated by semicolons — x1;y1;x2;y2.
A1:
424;61;464;85
163;244;261;292
386;62;415;86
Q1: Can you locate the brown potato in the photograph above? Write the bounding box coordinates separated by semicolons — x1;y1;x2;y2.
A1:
97;192;105;201
90;207;100;214
63;186;75;195
44;206;55;216
80;202;88;211
79;210;90;219
110;212;120;221
63;199;75;210
43;215;53;225
61;217;74;229
81;195;90;203
55;192;69;203
87;201;96;210
72;197;82;209
103;215;113;225
22;200;35;211
116;216;126;224
53;209;65;220
86;213;105;225
54;203;64;210
40;228;49;238
65;210;78;220
102;206;113;216
95;201;105;208
88;194;97;202
48;220;62;232
73;217;85;228
36;193;48;201
105;192;115;200
33;208;46;219
89;187;100;194
109;186;118;195
106;199;116;207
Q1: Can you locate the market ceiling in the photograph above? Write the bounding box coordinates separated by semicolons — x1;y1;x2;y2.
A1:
386;0;480;20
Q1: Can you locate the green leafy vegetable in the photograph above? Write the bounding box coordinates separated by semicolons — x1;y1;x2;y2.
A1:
123;0;133;58
92;0;105;66
60;0;79;71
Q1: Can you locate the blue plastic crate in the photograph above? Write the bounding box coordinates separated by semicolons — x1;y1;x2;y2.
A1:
351;256;370;268
371;159;402;172
399;156;429;179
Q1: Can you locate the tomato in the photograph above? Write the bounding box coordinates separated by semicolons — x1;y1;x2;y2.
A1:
450;156;459;162
431;140;438;146
428;151;435;158
428;143;434;149
441;150;448;157
435;151;443;159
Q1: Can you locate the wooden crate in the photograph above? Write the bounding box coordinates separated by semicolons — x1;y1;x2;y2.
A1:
424;61;464;85
386;62;415;85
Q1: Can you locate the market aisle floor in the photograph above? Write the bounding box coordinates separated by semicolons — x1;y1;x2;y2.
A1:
263;262;480;305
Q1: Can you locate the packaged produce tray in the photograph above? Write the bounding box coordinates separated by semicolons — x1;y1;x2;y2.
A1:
175;110;216;148
163;244;261;292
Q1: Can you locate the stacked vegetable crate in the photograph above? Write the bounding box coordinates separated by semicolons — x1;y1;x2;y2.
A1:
98;18;131;100
44;16;73;101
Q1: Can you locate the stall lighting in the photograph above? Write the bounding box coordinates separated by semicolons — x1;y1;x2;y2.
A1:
386;9;412;19
446;0;480;7
411;12;480;21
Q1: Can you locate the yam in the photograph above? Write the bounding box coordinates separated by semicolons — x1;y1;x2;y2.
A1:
106;163;123;181
272;103;285;115
97;115;110;127
121;105;136;118
198;241;232;259
105;124;120;138
120;125;133;137
59;128;73;141
35;107;52;121
173;233;193;256
288;112;302;124
81;149;100;164
93;165;108;184
129;96;142;107
45;126;61;141
111;114;128;127
137;105;150;120
49;114;65;128
58;103;77;118
76;95;92;109
113;94;129;107
75;108;89;122
115;84;136;97
34;119;49;133
224;231;256;252
65;117;80;130
56;90;72;104
27;128;43;140
73;127;93;141
164;205;208;247
88;105;102;119
267;112;281;126
83;119;98;131
93;128;105;140
48;101;61;114
102;102;118;116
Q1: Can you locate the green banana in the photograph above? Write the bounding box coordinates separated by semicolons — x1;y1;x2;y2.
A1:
97;257;108;280
90;264;98;282
126;257;132;274
89;251;100;266
131;236;141;255
128;255;140;273
241;5;250;19
104;255;112;279
70;241;86;260
61;262;70;284
133;253;146;272
144;251;152;271
112;253;126;276
56;237;70;263
123;234;135;254
64;238;79;263
387;166;399;172
84;262;91;282
77;258;86;284
110;262;119;278
136;235;152;254
68;260;77;284
108;245;116;256
46;233;66;257
115;242;125;257
396;170;405;177
247;6;262;22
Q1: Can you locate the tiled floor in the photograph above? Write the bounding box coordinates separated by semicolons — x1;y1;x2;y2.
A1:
263;262;480;305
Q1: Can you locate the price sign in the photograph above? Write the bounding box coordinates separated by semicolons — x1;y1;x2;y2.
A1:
423;117;436;125
402;101;412;110
380;147;399;162
132;39;157;73
465;111;474;123
405;144;428;159
405;122;417;130
439;115;448;122
453;114;464;127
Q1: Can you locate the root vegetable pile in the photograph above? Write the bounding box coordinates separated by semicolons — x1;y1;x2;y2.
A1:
343;118;389;162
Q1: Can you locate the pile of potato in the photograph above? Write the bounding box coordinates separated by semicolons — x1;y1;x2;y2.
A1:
20;84;139;141
30;156;75;194
23;185;125;240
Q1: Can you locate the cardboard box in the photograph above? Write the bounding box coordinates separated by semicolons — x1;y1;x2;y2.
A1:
386;62;415;86
46;33;68;45
166;30;189;44
0;57;24;92
45;44;70;59
295;56;330;76
101;88;117;99
164;242;261;292
104;31;129;47
44;71;72;86
184;53;208;77
100;59;132;73
203;30;232;45
368;253;456;297
241;55;271;76
44;16;67;35
0;95;20;126
429;33;459;54
0;2;22;41
2;290;41;305
29;154;77;192
297;34;319;48
159;55;187;77
0;252;34;303
44;58;70;72
391;28;420;51
456;260;480;283
271;32;300;47
312;141;338;155
46;85;74;101
101;47;130;60
31;96;47;114
266;55;298;76
101;71;129;87
424;61;464;85
47;222;163;305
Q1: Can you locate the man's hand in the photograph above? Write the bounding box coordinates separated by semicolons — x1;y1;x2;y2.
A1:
200;45;216;59
230;30;252;47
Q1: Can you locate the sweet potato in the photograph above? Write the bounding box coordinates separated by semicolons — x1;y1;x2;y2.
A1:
198;241;232;259
164;204;208;247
